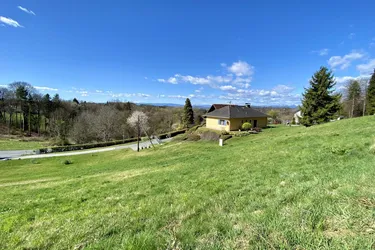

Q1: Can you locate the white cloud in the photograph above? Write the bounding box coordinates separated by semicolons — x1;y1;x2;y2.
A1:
328;52;364;70
219;85;237;91
195;87;204;93
311;48;329;56
17;6;36;16
334;75;371;91
227;61;254;76
95;90;103;93
34;86;58;91
348;33;355;39
216;84;300;106
167;95;188;99
144;76;148;80
167;77;178;84
357;59;375;74
0;16;23;28
156;61;254;91
78;91;88;97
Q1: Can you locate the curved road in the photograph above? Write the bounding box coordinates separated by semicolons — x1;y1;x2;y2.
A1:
0;138;172;160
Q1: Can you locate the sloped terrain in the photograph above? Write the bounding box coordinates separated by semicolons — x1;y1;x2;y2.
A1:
0;116;374;249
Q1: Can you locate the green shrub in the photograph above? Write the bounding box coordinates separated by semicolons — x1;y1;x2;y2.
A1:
234;132;250;137
292;117;296;125
200;131;220;141
241;122;252;131
188;125;200;134
158;129;187;140
172;134;188;142
221;130;229;135
31;159;39;164
187;134;201;141
62;160;72;165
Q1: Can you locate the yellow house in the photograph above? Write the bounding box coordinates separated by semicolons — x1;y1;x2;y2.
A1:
204;104;269;132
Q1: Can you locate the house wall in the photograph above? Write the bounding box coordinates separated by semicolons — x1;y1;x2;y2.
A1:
206;117;267;131
206;117;230;131
229;117;268;130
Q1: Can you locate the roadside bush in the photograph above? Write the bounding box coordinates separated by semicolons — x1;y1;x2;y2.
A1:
242;122;252;131
187;133;201;141
188;125;200;134
158;129;187;140
200;131;220;141
39;138;138;153
172;134;188;142
39;129;187;154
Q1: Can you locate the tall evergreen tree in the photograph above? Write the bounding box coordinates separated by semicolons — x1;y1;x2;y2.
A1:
183;98;194;127
300;66;341;126
366;69;375;115
345;80;362;118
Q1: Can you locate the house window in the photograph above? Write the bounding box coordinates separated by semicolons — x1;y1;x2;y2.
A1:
218;119;226;125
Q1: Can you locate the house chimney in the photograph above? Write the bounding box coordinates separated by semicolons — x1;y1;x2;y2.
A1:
245;103;251;108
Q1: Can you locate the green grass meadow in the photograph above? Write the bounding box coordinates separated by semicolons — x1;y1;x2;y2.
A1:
0;116;374;249
0;138;48;151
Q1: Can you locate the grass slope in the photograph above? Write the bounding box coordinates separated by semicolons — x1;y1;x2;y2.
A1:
0;138;48;150
0;117;374;249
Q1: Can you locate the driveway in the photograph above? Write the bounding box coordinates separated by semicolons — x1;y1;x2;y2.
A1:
0;138;172;160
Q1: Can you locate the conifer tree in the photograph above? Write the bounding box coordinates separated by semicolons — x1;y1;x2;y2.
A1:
345;80;362;118
183;98;194;127
366;69;375;115
300;66;341;126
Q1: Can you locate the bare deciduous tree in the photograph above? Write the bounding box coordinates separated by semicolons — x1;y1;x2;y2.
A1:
127;111;149;152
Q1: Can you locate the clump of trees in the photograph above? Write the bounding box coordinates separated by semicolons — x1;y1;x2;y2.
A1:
299;67;375;125
339;68;375;118
0;82;207;145
300;67;342;126
366;69;375;115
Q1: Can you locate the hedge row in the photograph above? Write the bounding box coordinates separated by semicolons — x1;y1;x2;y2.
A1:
38;138;138;154
157;129;187;140
38;129;187;154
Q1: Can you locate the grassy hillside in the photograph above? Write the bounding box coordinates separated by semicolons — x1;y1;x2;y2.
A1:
0;116;374;249
0;138;48;150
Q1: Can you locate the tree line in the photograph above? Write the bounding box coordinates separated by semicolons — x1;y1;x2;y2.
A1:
300;67;375;126
0;82;205;145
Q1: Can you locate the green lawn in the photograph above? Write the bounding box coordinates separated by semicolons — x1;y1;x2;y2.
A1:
0;116;374;249
0;138;48;150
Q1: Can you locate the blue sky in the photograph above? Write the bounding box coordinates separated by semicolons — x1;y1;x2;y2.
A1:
1;0;375;106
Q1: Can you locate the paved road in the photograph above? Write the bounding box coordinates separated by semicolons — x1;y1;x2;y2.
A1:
0;138;172;160
0;150;35;160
